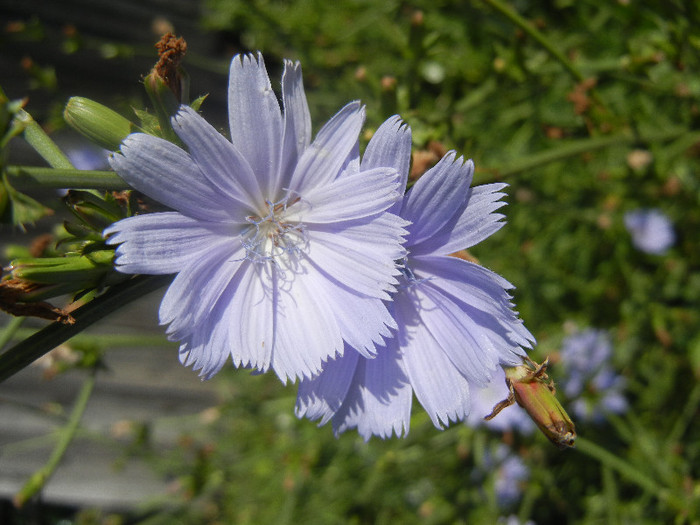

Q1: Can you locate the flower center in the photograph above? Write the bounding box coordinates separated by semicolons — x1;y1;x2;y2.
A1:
242;198;306;266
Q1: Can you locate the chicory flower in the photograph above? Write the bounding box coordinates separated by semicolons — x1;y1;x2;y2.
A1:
296;117;535;438
105;53;407;382
624;208;675;255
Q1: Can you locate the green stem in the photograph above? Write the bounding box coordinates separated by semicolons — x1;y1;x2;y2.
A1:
13;368;96;507
487;128;698;179
5;166;128;191
481;0;585;83
17;110;74;169
0;316;25;350
575;437;685;512
0;274;172;383
667;380;700;447
7;327;175;348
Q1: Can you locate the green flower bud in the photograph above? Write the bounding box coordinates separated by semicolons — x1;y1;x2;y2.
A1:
10;250;115;286
505;360;576;449
64;97;133;151
486;358;576;450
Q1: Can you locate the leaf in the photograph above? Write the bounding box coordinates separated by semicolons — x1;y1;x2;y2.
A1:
0;174;52;230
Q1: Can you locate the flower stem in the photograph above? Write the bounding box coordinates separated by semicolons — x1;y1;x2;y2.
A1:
481;0;585;83
575;436;686;512
0;316;25;350
16;109;74;169
6;327;175;349
667;380;700;447
13;367;96;507
0;274;172;383
5;166;128;191
488;128;700;179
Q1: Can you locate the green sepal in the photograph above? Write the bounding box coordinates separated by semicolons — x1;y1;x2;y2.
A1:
143;71;181;143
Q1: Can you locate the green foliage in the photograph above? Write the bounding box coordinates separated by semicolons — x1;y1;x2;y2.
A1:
193;1;698;523
2;0;700;523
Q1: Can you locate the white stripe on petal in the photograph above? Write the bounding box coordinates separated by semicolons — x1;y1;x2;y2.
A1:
305;229;399;299
160;244;247;341
224;262;275;372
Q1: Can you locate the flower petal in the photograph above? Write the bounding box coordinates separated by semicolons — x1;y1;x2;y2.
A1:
288;102;365;195
177;307;233;379
411;183;508;256
362;115;412;213
172;106;264;211
295;348;359;424
278;59;312;195
401;153;473;247
159;243;247;341
228;53;283;196
310;272;396;357
222;262;275;372
412;255;535;353
105;212;236;274
109;134;231;221
271;260;344;382
399;292;473;428
292;167;402;224
412;281;500;386
331;341;413;440
305;225;402;299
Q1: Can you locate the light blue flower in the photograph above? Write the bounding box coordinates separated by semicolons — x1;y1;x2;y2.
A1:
476;444;530;508
498;515;536;525
104;53;408;382
296;117;535;439
624;208;675;255
494;452;530;507
560;329;628;422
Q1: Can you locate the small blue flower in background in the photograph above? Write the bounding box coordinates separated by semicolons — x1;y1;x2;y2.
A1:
296;116;535;439
105;53;408;382
559;329;628;423
624;208;675;255
498;515;536;525
466;366;535;434
65;143;110;170
475;444;530;508
495;453;530;507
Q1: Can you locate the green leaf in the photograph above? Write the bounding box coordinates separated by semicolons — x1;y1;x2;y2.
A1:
0;174;52;229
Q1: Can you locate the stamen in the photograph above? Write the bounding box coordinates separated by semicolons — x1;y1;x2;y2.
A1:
241;197;307;267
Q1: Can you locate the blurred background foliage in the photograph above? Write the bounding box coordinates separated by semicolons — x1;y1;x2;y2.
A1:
1;0;699;523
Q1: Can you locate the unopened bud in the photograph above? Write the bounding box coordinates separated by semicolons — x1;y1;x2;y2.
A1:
486;358;576;449
508;360;576;448
64;97;133;151
10;250;115;285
